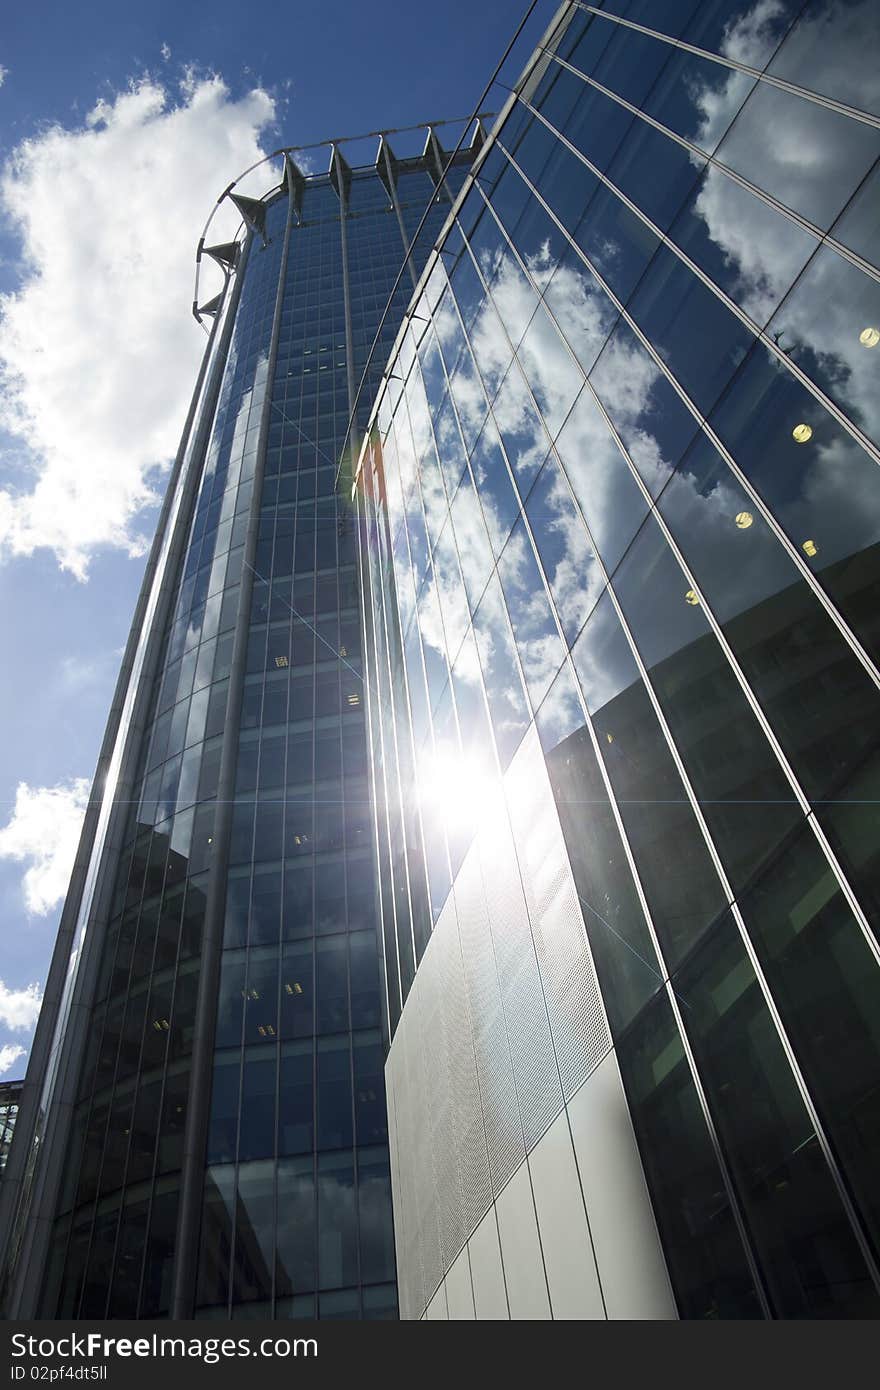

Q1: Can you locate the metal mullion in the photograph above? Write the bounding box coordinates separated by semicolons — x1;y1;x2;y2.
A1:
373;462;421;998
353;485;394;1037
497;130;880;700
359;456;407;1023
573;2;880;130
364;428;438;988
511;101;880;471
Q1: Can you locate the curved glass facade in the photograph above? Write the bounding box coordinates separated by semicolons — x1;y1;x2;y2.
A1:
357;0;880;1319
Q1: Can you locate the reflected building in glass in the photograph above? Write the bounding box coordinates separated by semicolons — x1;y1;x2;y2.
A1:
0;123;482;1319
355;0;880;1319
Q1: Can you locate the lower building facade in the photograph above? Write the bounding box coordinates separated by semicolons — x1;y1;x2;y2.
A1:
355;0;880;1319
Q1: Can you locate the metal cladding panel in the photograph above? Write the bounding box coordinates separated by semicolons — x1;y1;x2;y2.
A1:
454;850;524;1195
466;1207;509;1320
506;728;612;1099
527;1109;605;1319
445;1246;476;1320
495;1162;551;1320
441;917;493;1234
479;808;563;1153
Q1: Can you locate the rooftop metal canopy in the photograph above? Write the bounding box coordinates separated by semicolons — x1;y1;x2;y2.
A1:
191;114;494;325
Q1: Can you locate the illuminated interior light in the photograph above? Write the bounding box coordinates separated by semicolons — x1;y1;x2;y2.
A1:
275;654;289;668
735;511;754;529
859;326;880;348
792;423;813;444
684;589;699;606
802;539;818;557
605;732;613;744
347;692;360;706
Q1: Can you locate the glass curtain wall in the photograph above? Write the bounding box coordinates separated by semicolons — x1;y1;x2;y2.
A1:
357;0;880;1318
34;134;474;1321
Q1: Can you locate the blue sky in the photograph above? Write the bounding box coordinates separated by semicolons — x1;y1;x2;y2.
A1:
0;0;557;1075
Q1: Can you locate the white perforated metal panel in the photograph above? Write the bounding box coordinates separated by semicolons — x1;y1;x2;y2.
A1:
506;728;612;1099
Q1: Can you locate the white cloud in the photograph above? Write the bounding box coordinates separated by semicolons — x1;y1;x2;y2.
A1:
0;980;42;1031
0;73;277;578
160;43;171;62
0;1043;26;1075
0;779;91;915
0;66;8;88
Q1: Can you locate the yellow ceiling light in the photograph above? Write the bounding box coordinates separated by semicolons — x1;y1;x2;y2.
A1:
859;326;880;348
684;589;700;606
735;511;754;529
792;423;813;444
275;654;289;668
802;539;818;557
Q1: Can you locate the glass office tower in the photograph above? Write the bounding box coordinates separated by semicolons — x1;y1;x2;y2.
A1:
356;1;880;1319
0;126;479;1320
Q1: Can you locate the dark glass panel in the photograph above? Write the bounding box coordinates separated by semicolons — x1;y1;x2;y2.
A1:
232;1159;275;1307
317;1151;358;1290
605;104;706;232
316;1035;353;1151
275;1156;316;1296
207;1050;240;1164
140;1180;179;1317
627;246;754;414
357;1147;395;1284
279;1041;313;1156
353;1032;387;1147
539;662;663;1035
675;913;879;1318
108;1195;148;1318
612;513;802;893
617;989;763;1318
572;590;727;967
739;824;880;1263
657;433;880;810
157;1063;188;1174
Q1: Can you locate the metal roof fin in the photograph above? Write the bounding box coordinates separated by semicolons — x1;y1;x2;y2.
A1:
196;291;224;318
201;240;239;269
376;135;399;201
329;143;352;203
229;192;268;243
281;152;306;220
